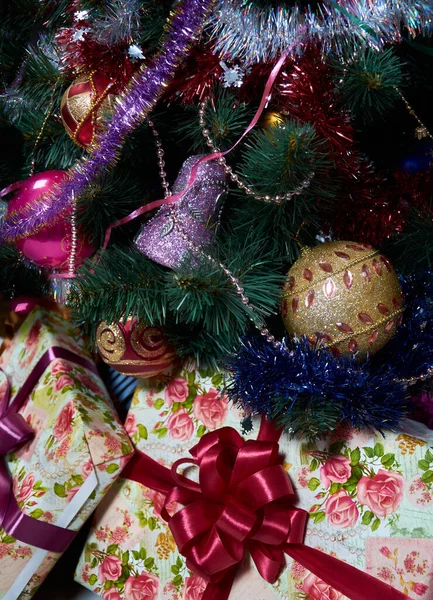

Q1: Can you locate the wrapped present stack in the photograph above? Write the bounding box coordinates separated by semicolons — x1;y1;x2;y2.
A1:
75;368;433;599
0;307;133;598
4;1;433;599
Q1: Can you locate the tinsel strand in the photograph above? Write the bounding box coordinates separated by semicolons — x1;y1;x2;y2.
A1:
210;0;433;66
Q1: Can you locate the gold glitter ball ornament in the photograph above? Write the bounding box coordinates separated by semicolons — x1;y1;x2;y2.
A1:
281;241;404;358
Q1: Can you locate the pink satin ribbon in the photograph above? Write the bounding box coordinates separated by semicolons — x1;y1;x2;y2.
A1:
102;36;301;251
0;346;98;552
123;416;409;600
0;181;23;199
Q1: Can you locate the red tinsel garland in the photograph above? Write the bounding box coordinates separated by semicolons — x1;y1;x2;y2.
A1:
165;47;223;104
55;1;142;89
275;47;432;246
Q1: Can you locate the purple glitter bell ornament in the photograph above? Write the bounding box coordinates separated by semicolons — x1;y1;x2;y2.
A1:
135;156;228;268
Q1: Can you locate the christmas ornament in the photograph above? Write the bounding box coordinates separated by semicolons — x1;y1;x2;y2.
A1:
5;171;94;270
96;318;177;378
281;241;404;358
260;111;284;131
135;156;227;268
60;71;115;148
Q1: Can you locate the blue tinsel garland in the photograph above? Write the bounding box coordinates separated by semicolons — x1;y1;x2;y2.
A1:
226;273;433;437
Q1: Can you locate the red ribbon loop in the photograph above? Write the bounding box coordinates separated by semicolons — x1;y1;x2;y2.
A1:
161;417;305;593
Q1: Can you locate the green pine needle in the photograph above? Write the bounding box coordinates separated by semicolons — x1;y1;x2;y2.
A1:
77;168;147;245
387;205;433;275
70;245;168;342
227;194;320;264
138;1;174;49
17;44;64;111
238;118;330;197
164;324;241;370
0;245;47;298
271;394;343;440
337;49;404;123
177;87;255;153
166;243;283;335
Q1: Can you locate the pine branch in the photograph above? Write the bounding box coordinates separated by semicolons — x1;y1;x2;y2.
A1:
0;245;46;298
225;189;324;264
238;118;331;198
16;42;64;111
70;245;168;342
387;205;433;275
76;167;148;245
177;87;255;153
336;48;405;123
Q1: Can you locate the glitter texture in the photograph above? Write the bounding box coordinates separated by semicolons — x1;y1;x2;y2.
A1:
135;156;227;268
96;319;177;377
210;1;433;66
0;0;214;244
281;241;404;358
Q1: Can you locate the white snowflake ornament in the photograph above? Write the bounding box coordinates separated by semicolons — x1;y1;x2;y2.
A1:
128;45;145;61
220;61;245;88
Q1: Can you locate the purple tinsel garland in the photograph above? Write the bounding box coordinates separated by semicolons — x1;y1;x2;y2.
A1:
0;0;214;244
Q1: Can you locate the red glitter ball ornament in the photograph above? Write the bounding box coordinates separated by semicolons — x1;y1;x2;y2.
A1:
60;72;115;148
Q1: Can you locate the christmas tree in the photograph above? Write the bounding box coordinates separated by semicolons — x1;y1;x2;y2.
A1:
2;0;433;438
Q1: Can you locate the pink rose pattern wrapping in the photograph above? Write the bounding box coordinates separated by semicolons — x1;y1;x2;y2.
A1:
366;538;433;598
76;369;433;600
0;308;133;599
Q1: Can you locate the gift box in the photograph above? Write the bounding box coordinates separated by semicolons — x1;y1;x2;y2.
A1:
75;366;433;600
0;307;134;599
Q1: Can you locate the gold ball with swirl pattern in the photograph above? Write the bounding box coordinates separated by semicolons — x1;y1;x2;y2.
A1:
96;318;177;377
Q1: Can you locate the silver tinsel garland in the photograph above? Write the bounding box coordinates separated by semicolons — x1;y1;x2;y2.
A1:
209;1;433;65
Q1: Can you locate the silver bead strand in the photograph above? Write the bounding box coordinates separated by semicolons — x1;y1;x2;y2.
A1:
198;98;314;204
147;118;170;198
170;207;282;349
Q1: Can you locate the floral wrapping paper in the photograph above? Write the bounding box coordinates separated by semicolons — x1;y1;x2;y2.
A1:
76;367;433;600
0;307;134;599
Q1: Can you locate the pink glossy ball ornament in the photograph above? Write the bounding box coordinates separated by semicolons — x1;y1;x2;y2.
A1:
6;171;94;270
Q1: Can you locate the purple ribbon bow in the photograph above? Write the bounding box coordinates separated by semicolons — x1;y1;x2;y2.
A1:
0;347;98;552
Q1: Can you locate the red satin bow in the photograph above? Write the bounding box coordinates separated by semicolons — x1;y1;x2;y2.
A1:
162;422;307;598
124;417;410;600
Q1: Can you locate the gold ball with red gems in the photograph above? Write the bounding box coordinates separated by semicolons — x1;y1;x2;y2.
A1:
96;318;177;378
60;71;115;149
281;241;404;358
